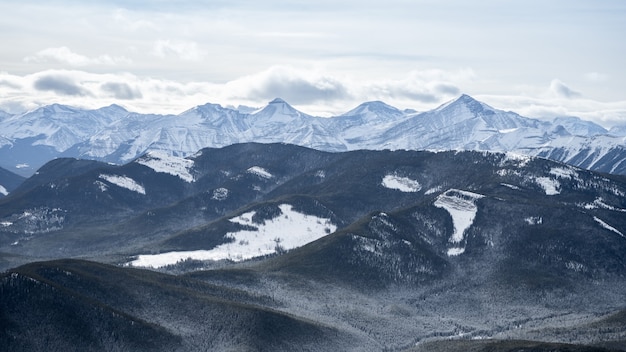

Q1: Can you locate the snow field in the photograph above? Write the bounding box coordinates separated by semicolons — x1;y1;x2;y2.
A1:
381;174;421;192
534;177;560;195
434;189;484;256
0;185;7;196
135;152;195;183
129;204;336;268
247;166;273;179
550;166;579;180
99;174;145;195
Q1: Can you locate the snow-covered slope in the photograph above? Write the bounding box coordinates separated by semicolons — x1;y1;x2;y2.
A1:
130;203;336;267
1;95;624;176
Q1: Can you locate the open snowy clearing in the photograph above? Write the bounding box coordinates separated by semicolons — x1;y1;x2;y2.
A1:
99;174;145;195
129;204;336;268
247;166;273;179
434;189;484;256
534;176;560;195
135;152;195;183
381;174;421;192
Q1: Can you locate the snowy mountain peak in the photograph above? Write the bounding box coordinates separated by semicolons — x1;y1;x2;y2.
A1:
342;101;403;117
96;104;128;115
436;94;494;116
269;97;288;105
183;102;226;116
552;116;608;137
252;98;310;121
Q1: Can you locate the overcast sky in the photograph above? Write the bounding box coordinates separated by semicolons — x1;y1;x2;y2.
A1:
1;0;625;127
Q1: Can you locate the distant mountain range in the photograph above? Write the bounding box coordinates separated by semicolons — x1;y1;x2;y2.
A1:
1;95;625;179
1;143;625;351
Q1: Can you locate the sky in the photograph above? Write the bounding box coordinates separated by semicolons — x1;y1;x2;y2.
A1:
0;0;625;127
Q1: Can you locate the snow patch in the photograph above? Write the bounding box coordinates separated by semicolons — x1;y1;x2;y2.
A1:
525;217;543;225
382;174;421;192
594;216;625;238
136;152;195;183
0;207;66;234
15;163;29;169
129;204;336;268
502;152;531;167
94;180;108;192
211;188;229;201
550;166;579;180
535;177;560;195
500;183;520;190
0;185;7;196
566;261;585;272
499;128;518;134
99;174;145;195
447;247;465;256
434;189;484;256
425;186;442;195
582;198;626;212
247;166;273;179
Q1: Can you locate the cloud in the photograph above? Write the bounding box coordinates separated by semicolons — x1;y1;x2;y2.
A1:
34;75;90;96
549;79;582;99
101;82;143;100
478;93;626;128
362;69;469;104
227;66;350;105
0;79;21;89
1;68;625;128
152;40;206;61
24;46;131;66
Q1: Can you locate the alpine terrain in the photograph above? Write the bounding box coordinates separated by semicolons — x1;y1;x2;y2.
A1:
1;95;625;177
1;143;625;351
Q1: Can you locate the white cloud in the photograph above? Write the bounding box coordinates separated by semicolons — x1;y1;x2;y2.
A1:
24;46;131;66
360;69;474;104
549;79;582;99
152;40;206;62
225;66;350;105
0;68;625;128
478;93;626;128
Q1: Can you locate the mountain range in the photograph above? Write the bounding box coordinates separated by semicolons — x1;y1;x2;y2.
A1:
1;143;625;351
1;95;625;180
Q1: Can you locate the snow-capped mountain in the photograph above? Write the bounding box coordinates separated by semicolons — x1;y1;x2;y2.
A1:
1;95;624;176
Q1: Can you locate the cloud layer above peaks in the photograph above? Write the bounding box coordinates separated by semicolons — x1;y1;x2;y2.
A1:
0;0;624;126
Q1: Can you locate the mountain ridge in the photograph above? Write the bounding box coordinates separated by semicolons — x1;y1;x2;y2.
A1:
1;94;625;178
1;143;626;350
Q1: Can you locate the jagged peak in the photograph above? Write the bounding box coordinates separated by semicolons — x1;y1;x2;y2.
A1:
251;97;309;119
435;94;494;115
